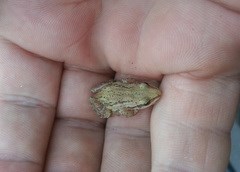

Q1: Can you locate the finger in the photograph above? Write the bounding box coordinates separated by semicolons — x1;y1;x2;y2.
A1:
151;75;239;171
92;0;240;78
101;111;151;172
100;74;159;172
210;0;240;12
0;0;110;171
44;68;111;171
0;40;62;171
0;0;104;71
92;2;240;172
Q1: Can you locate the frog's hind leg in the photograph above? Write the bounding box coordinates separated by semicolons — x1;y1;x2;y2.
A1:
117;109;138;118
91;80;114;93
89;97;112;118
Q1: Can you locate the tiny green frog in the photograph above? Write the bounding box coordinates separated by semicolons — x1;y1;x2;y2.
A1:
90;79;161;118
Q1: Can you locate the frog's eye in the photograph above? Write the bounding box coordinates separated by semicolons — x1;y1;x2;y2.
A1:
139;83;148;89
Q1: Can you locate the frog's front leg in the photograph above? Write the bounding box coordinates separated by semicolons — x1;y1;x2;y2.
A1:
121;78;137;84
89;97;112;118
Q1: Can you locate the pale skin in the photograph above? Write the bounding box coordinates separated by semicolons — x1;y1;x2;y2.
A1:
0;0;240;172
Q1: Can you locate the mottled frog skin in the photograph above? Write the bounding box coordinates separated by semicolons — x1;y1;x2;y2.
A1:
90;79;161;118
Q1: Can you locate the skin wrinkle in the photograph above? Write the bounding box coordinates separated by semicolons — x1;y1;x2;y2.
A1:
209;0;240;14
162;116;230;138
133;1;155;69
63;62;115;75
0;37;48;63
0;93;55;109
105;126;150;138
63;27;90;55
0;160;42;172
61;8;98;63
179;72;240;94
152;162;189;172
167;75;239;100
0;157;41;167
55;117;105;131
152;147;207;172
60;0;90;10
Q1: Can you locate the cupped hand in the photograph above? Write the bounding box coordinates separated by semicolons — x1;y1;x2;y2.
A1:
0;1;240;172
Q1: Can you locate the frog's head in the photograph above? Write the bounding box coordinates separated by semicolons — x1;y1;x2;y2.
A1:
135;82;161;108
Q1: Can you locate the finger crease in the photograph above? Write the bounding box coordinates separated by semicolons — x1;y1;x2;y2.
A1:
55;117;105;131
164;117;230;137
0;155;41;167
208;0;240;14
0;93;55;109
106;126;150;139
152;161;190;172
63;63;114;77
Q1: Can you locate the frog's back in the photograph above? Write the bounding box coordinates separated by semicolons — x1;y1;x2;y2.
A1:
96;82;137;105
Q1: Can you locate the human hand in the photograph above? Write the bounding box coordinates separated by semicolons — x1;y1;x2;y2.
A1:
0;1;239;172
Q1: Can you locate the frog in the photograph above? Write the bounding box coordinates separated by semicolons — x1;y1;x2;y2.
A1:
89;79;161;118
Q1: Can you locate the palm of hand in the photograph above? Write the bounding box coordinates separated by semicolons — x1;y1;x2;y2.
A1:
0;1;240;172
